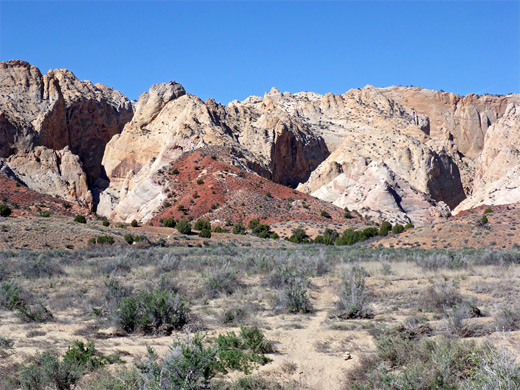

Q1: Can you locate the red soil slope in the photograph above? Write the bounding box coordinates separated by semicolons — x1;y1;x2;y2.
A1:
150;147;359;227
0;175;89;217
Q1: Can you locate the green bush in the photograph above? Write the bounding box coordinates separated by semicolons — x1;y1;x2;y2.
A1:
212;226;227;233
131;219;138;227
196;179;204;185
74;215;86;224
102;220;110;227
362;227;379;238
336;229;368;246
199;228;211;238
124;234;134;245
172;168;179;174
288;228;309;244
97;236;115;245
345;211;353;219
248;219;260;230
0;204;11;217
194;219;211;231
404;223;414;229
38;210;51;218
379;221;392;236
162;218;176;228
481;215;488;225
19;340;118;390
392;224;405;234
483;208;493;214
233;223;246;235
176;220;192;235
116;289;189;334
320;210;331;218
0;281;52;323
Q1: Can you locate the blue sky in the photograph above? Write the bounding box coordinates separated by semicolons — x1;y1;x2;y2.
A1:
1;1;518;104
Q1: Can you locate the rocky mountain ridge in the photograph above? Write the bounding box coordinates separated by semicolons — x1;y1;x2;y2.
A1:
1;60;518;226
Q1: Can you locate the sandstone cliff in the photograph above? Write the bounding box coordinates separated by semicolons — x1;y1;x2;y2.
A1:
98;84;329;222
0;60;133;206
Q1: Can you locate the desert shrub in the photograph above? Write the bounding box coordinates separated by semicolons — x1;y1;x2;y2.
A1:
483;208;493;214
212;226;227;233
105;278;132;316
423;279;462;312
0;334;13;351
116;289;189;334
461;348;520;390
222;306;248;325
199;228;211;238
162;218;176;228
337;265;371;318
442;304;475;337
392;224;405;234
78;366;141;390
481;215;488;225
288;228;309;244
172;168;179;174
0;204;12;217
275;276;311;313
318;228;339;245
131;219;139;227
176;220;192;235
0;280;52;323
228;376;284;390
38;210;51;218
102;220;110;227
124;234;134;245
215;327;272;373
74;215;86;224
350;335;492;390
19;340;118;390
495;303;520;331
379;221;392;236
18;255;65;279
206;263;239;298
196;179;204;185
345;211;353;219
233;223;246;235
194;219;211;231
96;236;115;245
320;210;331;218
404;222;414;229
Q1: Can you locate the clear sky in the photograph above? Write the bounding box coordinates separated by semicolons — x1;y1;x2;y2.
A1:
1;1;518;104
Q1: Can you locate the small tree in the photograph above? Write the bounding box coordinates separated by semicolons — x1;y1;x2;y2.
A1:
131;219;139;227
199;228;211;238
392;224;405;234
481;215;488;225
0;204;12;217
233;223;246;235
163;218;176;228
379;221;392;236
102;220;110;227
176;220;192;235
194;219;211;231
289;228;309;244
321;210;331;219
74;215;87;224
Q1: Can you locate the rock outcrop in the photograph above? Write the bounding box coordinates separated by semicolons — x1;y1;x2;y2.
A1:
98;84;329;222
454;103;520;212
0;60;134;204
2;60;519;225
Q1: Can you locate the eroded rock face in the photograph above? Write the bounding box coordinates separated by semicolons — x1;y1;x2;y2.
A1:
4;146;92;207
99;84;329;222
454;103;520;213
0;60;134;191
